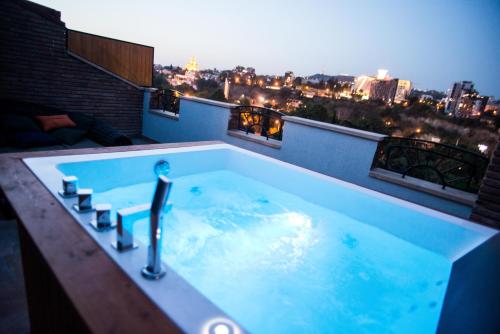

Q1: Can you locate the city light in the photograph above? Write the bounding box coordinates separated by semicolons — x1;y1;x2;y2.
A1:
478;144;488;153
185;56;199;72
376;69;388;80
154;57;495;159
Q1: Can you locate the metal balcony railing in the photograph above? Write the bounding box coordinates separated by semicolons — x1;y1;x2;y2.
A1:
150;89;182;114
372;137;490;193
229;106;285;141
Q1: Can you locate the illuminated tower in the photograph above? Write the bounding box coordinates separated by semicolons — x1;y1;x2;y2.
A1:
224;77;230;100
185;56;199;72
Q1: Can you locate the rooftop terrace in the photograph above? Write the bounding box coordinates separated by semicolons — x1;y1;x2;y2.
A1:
0;0;499;333
144;93;488;219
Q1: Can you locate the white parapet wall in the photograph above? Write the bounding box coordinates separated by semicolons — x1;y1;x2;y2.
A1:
142;95;474;218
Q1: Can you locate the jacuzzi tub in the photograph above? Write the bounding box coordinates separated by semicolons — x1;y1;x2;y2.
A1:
23;143;498;334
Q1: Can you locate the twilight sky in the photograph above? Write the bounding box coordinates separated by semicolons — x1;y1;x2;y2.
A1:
35;0;500;96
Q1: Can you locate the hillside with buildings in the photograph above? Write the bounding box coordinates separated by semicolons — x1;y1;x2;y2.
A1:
152;58;499;155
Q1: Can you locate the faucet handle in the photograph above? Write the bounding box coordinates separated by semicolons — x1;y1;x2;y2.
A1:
89;204;115;232
112;203;150;252
58;176;78;198
72;189;95;213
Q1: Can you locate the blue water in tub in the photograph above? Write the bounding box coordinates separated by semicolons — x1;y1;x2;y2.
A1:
94;169;450;334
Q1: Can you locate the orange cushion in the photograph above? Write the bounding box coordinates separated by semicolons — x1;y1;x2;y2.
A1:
35;115;77;132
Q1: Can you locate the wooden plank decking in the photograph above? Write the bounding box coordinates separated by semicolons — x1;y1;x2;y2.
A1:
0;142;220;333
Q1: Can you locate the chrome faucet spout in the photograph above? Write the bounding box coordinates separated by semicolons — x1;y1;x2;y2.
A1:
112;203;150;252
141;175;172;280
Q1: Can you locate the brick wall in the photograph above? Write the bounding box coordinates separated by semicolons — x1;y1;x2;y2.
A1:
0;0;145;136
471;141;500;228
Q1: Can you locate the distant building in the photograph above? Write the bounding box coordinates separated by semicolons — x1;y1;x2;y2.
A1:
458;93;488;118
419;94;434;103
485;98;499;116
332;75;355;86
369;78;398;103
445;81;487;117
328;75;354;99
285;98;302;110
445;81;473;115
243;72;255;85
394;80;412;103
199;69;219;81
267;76;282;90
284;71;294;87
353;75;375;99
302;89;316;98
185;56;199;72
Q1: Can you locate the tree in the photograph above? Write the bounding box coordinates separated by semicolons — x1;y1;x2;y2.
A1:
327;78;340;92
152;73;171;89
176;83;195;95
330;107;338;124
309;104;329;122
293;77;303;86
493;115;500;130
209;89;227;102
239;97;252;106
197;78;219;91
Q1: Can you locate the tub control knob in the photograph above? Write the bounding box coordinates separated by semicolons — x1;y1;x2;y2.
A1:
90;204;116;231
72;189;95;213
58;176;79;198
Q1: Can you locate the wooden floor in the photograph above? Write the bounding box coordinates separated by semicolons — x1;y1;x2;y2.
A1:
0;205;29;333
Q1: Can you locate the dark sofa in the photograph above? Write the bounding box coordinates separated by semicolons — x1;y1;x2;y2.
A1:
0;99;133;153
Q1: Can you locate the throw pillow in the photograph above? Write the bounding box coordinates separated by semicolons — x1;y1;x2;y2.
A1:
35;115;77;132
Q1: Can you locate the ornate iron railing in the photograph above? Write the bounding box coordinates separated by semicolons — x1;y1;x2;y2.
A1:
372;137;490;193
150;89;182;114
229;106;285;141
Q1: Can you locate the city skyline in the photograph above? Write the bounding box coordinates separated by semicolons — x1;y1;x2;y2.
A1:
34;0;500;96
